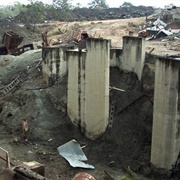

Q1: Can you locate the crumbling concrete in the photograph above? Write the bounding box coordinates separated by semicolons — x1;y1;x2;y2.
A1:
67;38;110;140
151;56;180;169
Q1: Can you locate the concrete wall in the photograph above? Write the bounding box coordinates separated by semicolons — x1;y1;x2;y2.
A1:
42;45;71;86
151;57;180;169
110;48;123;68
42;37;145;86
122;36;145;80
67;38;110;140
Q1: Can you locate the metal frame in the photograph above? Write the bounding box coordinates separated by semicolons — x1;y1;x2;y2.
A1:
0;147;10;168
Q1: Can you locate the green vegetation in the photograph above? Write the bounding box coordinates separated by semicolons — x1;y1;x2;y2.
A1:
0;0;72;21
51;0;72;20
121;2;134;7
88;0;109;9
0;0;111;21
25;0;46;24
0;2;25;19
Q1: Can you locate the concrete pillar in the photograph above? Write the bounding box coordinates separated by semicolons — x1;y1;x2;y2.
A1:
151;57;180;169
122;36;145;80
66;50;86;124
67;38;110;140
42;44;72;86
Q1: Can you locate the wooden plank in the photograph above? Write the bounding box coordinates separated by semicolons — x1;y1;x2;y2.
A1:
14;166;46;180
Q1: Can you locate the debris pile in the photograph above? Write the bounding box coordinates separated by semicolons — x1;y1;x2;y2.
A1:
0;19;40;44
0;30;34;56
138;18;180;40
139;6;180;40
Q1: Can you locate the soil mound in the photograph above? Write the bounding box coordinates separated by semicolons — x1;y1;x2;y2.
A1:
71;6;154;21
14;6;154;23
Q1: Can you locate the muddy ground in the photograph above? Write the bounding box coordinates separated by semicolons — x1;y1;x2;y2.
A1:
0;16;180;180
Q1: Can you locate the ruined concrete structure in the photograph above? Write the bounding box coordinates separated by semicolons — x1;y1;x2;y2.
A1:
67;38;110;140
42;36;146;139
151;57;180;169
42;36;145;85
42;36;180;169
42;44;72;85
110;36;145;81
122;36;145;80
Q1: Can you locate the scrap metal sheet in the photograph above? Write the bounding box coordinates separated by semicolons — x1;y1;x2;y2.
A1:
57;139;94;169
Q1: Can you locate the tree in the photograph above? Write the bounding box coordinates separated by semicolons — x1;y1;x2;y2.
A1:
88;0;109;9
53;0;72;9
121;2;134;7
0;2;25;19
24;0;46;30
52;0;72;20
13;1;24;12
74;3;82;9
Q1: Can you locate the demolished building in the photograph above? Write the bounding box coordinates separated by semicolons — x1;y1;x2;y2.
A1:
42;34;180;172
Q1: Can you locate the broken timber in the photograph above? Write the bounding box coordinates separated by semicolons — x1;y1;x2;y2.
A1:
109;86;125;92
0;166;46;180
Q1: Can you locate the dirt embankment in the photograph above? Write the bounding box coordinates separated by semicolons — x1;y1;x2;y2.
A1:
14;6;154;23
70;6;154;21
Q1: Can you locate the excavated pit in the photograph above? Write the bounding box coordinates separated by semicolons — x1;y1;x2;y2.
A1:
0;55;170;179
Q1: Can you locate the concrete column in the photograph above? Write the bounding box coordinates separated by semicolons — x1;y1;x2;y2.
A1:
66;50;86;125
151;57;180;169
67;38;110;140
42;45;71;86
122;36;145;80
